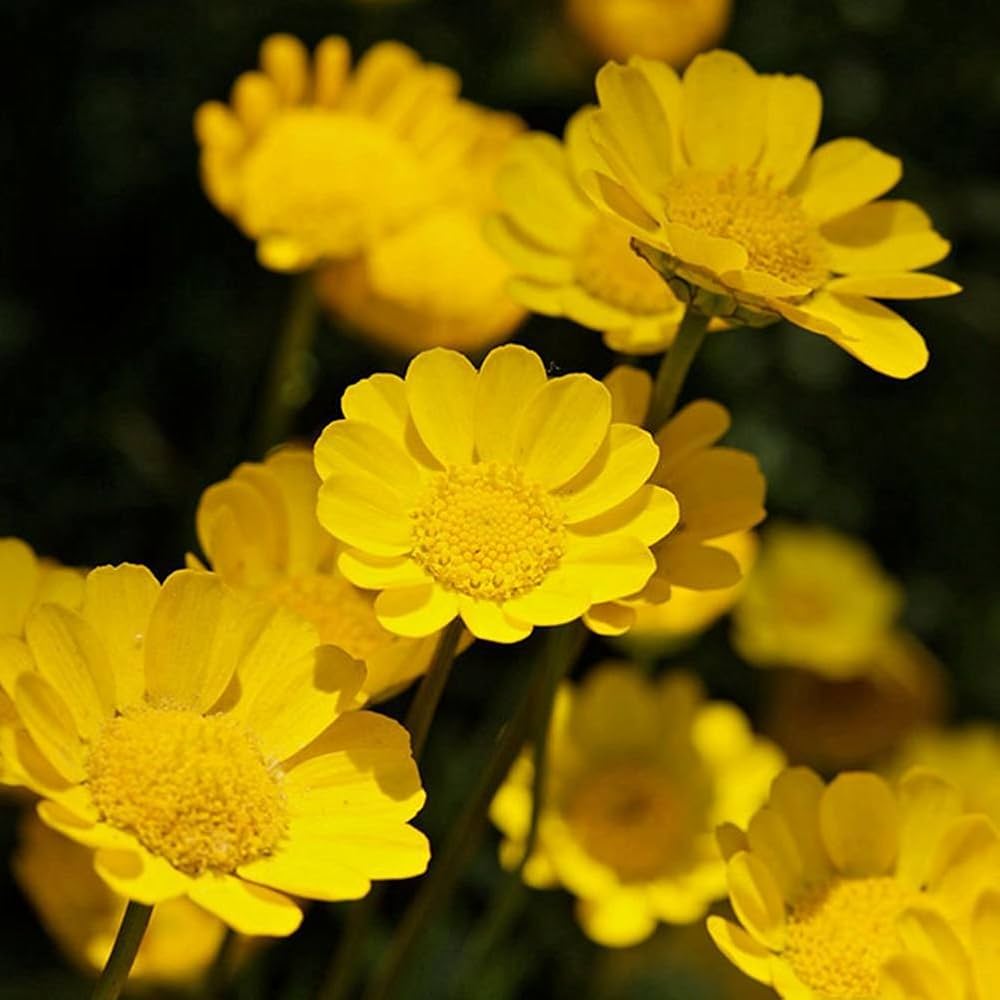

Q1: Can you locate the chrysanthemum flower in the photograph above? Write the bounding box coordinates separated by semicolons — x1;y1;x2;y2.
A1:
708;768;1000;999
195;34;477;271
313;345;679;643
2;565;429;935
486;120;685;354
193;445;448;701
732;524;903;678
586;366;765;634
572;51;960;377
491;663;783;946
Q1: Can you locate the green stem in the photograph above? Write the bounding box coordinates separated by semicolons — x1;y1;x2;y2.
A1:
252;273;320;457
91;901;153;1000
644;309;710;432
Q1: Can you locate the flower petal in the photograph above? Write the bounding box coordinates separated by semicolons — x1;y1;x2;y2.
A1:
405;349;478;467
374;584;459;637
566;534;658;603
187;874;302;936
337;550;428;589
316;474;413;556
896;767;963;889
794;138;902;223
0;538;38;635
95;846;192;904
583;601;635;636
603;366;653;425
483;215;575;284
569;484;679;547
501;571;592;627
925;815;1000;913
458;598;532;644
576;891;657;948
970;890;1000;990
14;672;87;783
767;767;833;887
706;916;774;985
340;373;409;445
881;955;956;1000
475;345;548;464
819;772;898;877
758;74;822;190
726;851;786;950
824;273;961;299
313;420;424;501
663;222;748;275
747;808;805;901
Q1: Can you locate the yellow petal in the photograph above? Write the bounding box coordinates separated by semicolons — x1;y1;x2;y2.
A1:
583;601;635;636
602;365;652;425
747;808;804;901
569;484;679;547
656;398;729;462
576;892;657;948
717;823;749;862
405;349;477;467
501;571;591;627
14;673;86;782
970;890;1000;990
313;35;351;107
316;474;413;557
895;905;970;991
819;772;898;877
895;767;963;889
794;138;902;223
569;664;660;756
259;34;309;105
881;955;958;1000
726;851;786;950
925;815;1000;913
340;373;409;445
265;448;331;577
313;420;423;501
337;550;428;590
230;71;280;137
483;215;576;284
758;74;822;190
0;634;32;697
824;273;961;299
474;345;548;464
35;565;85;614
37;801;133;850
95;846;192;904
563;535;657;603
663;221;748;274
579;169;660;234
187;874;301;936
706;915;774;985
458;598;532;644
655;537;742;590
240;849;370;902
374;584;459;637
628;58;685;169
767;767;832;887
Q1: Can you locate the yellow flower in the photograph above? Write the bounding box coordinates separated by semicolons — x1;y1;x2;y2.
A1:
586;366;766;635
313;345;679;643
193;444;449;701
491;663;783;947
732;524;903;678
572;51;960;377
195;34;476;271
14;811;228;983
708;768;1000;999
565;0;732;68
486;120;685;354
2;565;428;935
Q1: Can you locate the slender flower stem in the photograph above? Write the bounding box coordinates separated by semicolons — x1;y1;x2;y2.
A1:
644;308;710;432
92;901;153;1000
252;273;320;457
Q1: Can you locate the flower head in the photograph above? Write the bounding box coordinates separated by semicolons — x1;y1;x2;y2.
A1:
491;662;783;946
573;51;960;376
313;345;679;643
2;565;428;935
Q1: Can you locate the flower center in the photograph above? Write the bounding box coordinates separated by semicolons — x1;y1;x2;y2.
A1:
664;168;828;288
566;764;691;882
410;463;565;602
576;217;678;315
87;707;287;876
786;877;917;998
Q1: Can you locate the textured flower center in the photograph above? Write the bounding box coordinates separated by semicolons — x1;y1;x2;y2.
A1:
269;572;392;660
87;707;287;876
576;217;678;314
664;168;828;288
410;463;565;602
567;764;690;881
786;877;917;997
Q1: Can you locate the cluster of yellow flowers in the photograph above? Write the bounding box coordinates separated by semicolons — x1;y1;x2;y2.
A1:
1;21;988;1000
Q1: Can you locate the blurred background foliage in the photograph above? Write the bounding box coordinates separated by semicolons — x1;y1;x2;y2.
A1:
1;0;999;996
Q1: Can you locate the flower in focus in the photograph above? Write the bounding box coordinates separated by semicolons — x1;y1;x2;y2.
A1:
491;663;783;947
565;0;732;68
193;445;450;701
486;119;685;354
573;51;960;376
13;811;229;982
313;345;679;643
586;366;765;635
3;565;428;935
708;767;1000;998
732;524;903;678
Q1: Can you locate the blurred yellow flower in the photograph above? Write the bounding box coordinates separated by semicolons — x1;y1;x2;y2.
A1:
14;811;227;983
486;119;685;354
732;524;903;678
565;0;732;68
313;345;679;643
572;51;960;376
193;445;449;701
491;663;783;947
3;566;428;936
709;768;1000;999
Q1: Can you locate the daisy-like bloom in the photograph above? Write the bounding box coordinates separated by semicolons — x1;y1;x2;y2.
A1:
586;365;765;634
193;445;448;701
313;345;679;643
2;565;429;935
195;34;477;271
709;768;1000;999
490;663;784;946
731;524;903;678
486;119;685;355
572;51;961;377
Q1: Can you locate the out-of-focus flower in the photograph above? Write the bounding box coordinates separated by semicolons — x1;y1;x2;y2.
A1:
313;345;679;643
491;663;783;947
709;768;1000;998
486;120;685;354
572;51;960;377
587;366;765;635
731;524;903;678
13;811;227;983
192;445;448;701
3;566;428;936
565;0;732;68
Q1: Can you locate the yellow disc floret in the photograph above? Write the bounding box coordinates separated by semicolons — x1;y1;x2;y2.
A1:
410;463;565;602
87;707;288;876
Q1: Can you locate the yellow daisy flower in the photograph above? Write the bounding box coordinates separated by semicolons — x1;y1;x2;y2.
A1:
732;524;904;678
193;444;449;701
490;663;784;947
486;118;685;354
2;565;429;936
709;768;1000;999
312;345;680;643
195;34;475;271
572;51;960;377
